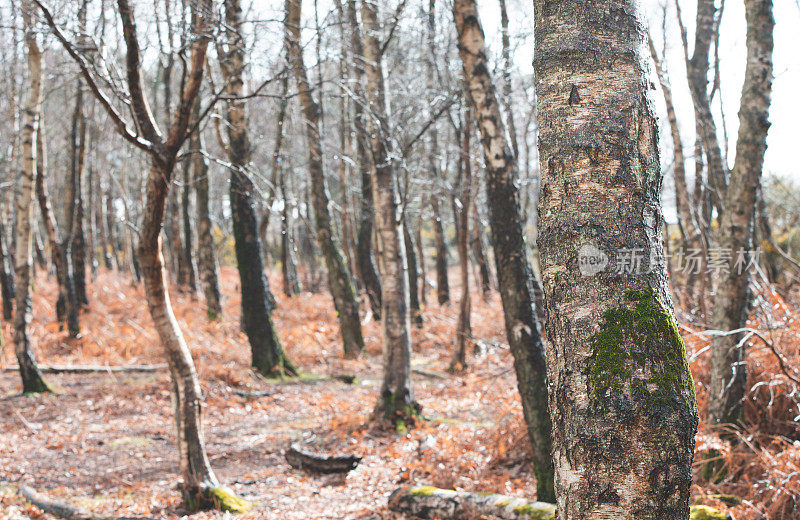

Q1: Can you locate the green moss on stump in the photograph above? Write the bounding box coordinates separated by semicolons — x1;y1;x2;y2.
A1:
588;286;696;411
689;505;729;520
408;486;439;497
512;503;555;519
203;487;252;513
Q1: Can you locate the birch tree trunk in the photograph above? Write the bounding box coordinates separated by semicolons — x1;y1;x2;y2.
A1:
533;0;698;517
286;0;365;357
452;0;554;501
190;101;222;319
361;0;419;426
450;105;472;372
180;158;197;294
345;0;382;320
708;0;774;427
223;0;296;376
15;0;51;394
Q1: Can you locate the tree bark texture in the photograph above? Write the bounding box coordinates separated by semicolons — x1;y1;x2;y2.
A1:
223;0;296;376
451;105;472;371
286;0;365;357
708;0;774;427
180;159;197;294
452;0;554;501
533;0;699;517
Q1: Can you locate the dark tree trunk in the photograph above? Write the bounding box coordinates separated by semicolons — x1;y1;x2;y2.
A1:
286;0;365;357
223;0;296;375
0;222;14;320
345;0;382;320
452;0;555;502
533;0;699;516
471;206;492;295
414;213;427;306
708;0;774;428
403;218;422;327
67;82;89;307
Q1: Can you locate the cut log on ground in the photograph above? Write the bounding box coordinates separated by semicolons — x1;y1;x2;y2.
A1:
387;486;730;520
4;364;167;374
285;443;361;473
19;485;157;520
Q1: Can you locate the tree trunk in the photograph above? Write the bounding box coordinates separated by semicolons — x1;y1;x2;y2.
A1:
708;0;774;428
35;119;80;337
426;0;450;307
15;1;51;394
286;0;365;357
533;0;699;517
223;0;296;376
414;213;428;306
403;218;422;327
345;0;382;320
471;205;492;295
67;83;89;307
280;169;302;296
450;104;472;372
180;159;197;294
452;0;554;502
358;0;419;426
0;221;14;321
191;101;222;320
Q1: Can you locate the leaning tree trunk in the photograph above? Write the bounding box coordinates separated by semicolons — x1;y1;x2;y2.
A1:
35;121;80;337
223;0;296;376
286;0;364;357
345;0;382;319
533;0;699;517
361;0;418;426
190;101;222;320
708;0;774;428
452;0;554;502
15;1;50;394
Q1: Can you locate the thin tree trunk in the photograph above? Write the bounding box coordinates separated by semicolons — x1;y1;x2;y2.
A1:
35;119;80;337
345;0;382;319
403;218;422;327
0;219;14;320
708;0;774;428
533;0;699;516
414;212;427;306
180;158;197;294
15;0;50;394
280;168;302;296
361;0;419;426
450;103;472;372
471;205;491;295
452;0;554;502
223;0;296;376
427;0;450;306
66;81;89;307
286;0;365;357
105;184;120;271
191;101;222;320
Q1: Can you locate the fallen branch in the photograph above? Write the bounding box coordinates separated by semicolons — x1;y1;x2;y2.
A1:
19;485;157;520
285;443;361;474
412;368;448;380
4;364;167;374
387;486;730;520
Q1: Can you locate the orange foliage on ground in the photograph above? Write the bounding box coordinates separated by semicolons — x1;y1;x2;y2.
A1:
0;267;798;519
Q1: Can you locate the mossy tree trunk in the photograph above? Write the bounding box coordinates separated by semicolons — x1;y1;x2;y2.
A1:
286;0;364;357
708;0;774;428
222;0;295;376
361;0;419;426
451;0;554;502
533;0;699;517
14;0;51;394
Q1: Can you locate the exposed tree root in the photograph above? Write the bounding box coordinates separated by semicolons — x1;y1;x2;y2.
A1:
4;364;167;374
285;443;361;473
19;485;155;520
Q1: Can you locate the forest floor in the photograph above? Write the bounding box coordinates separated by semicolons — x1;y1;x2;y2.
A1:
0;267;799;519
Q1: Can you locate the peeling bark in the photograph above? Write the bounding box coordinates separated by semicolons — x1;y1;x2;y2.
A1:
533;0;698;517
